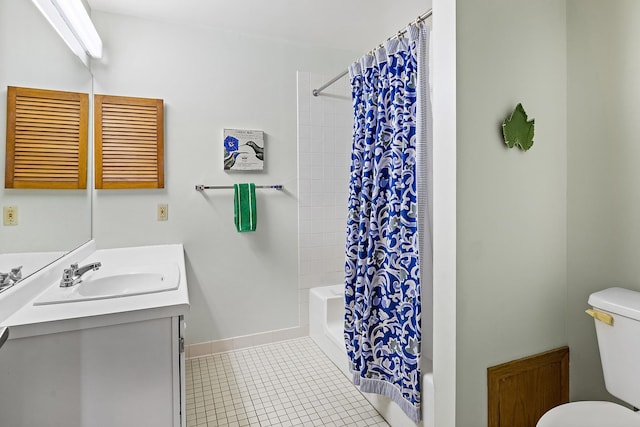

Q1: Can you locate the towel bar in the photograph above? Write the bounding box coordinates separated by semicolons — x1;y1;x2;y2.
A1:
195;185;283;191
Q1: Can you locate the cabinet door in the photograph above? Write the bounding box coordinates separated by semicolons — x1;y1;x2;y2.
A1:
0;318;177;427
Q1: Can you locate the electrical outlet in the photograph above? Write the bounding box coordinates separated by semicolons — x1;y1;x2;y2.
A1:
157;204;168;221
3;206;18;226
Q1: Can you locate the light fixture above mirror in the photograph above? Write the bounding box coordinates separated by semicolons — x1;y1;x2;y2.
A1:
31;0;102;65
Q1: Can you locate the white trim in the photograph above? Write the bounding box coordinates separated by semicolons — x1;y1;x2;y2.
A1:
186;326;309;358
432;0;457;426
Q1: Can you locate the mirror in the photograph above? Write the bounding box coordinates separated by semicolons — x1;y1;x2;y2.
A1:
0;0;92;281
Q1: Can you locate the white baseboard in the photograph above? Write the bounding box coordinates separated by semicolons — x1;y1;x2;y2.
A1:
186;325;309;359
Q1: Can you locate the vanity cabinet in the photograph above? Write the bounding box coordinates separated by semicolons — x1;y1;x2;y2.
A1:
0;315;186;427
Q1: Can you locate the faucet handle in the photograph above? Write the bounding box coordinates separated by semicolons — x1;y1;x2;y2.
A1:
60;268;74;287
10;266;22;281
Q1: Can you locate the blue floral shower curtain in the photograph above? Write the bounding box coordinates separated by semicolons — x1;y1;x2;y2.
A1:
344;23;430;423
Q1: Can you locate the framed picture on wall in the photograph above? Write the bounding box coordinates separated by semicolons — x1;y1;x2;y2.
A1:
223;129;264;171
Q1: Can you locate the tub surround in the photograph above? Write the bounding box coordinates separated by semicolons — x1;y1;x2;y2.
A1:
297;71;352;339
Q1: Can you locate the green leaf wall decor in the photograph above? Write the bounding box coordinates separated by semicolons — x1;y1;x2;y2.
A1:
502;103;534;151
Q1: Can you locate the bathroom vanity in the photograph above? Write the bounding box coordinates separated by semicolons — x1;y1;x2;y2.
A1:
0;242;189;427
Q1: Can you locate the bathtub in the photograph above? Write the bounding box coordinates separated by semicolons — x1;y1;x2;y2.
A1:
309;284;434;427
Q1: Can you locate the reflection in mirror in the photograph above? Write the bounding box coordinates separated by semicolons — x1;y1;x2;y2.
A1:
0;0;92;283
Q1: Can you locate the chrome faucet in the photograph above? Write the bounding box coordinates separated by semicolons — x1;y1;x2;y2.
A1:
0;266;22;293
59;262;102;288
9;266;22;283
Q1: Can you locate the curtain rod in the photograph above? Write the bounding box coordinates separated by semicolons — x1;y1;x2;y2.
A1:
312;9;433;97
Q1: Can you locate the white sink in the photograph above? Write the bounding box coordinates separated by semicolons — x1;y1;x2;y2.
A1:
34;263;180;305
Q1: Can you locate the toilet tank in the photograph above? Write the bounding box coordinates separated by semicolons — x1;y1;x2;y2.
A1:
588;287;640;408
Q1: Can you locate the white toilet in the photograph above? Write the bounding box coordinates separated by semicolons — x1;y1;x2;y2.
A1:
537;287;640;426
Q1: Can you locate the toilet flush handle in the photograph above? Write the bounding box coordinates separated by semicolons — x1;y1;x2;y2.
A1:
586;309;614;326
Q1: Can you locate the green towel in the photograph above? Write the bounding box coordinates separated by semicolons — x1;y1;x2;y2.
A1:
234;183;257;232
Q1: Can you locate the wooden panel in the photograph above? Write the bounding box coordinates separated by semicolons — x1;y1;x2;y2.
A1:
5;86;88;189
488;346;569;427
94;94;164;189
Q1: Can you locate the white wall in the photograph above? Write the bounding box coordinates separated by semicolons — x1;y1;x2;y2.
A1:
455;1;568;424
90;11;358;345
567;0;640;402
0;0;92;262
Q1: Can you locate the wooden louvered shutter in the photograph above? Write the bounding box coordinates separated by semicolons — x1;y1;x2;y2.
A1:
94;95;164;189
5;86;88;189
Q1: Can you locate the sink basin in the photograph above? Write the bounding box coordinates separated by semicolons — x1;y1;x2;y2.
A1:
34;263;180;305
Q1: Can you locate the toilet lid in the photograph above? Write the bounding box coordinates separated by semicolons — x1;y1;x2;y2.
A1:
537;401;640;427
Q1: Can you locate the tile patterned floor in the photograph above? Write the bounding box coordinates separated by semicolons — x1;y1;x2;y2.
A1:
186;337;389;427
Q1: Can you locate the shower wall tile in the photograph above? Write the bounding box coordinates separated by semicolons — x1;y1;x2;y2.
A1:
297;71;352;298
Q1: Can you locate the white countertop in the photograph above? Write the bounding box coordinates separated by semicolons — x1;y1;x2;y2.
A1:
2;243;190;339
0;250;66;279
